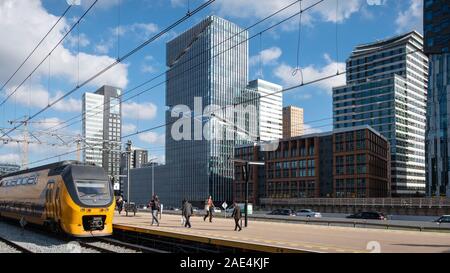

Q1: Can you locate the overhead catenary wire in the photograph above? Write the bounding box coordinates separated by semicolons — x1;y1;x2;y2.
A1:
23;71;343;167
23;0;340;166
292;0;304;82
0;0;216;139
45;0;317;133
0;0;98;108
22;0;426;167
0;4;72;93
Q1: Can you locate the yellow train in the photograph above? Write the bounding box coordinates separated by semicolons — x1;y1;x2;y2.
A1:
0;161;115;237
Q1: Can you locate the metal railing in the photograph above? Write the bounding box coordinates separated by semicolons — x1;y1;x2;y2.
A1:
260;198;450;208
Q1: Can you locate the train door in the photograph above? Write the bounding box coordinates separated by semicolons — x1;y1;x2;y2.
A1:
55;185;62;221
45;179;55;220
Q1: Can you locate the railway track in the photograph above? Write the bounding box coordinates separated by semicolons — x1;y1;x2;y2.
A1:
0;235;34;253
0;217;169;253
77;237;169;253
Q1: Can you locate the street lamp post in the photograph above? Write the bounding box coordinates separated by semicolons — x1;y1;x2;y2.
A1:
234;159;264;228
126;140;132;203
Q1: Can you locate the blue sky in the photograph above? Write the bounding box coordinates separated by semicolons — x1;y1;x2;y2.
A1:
0;0;423;167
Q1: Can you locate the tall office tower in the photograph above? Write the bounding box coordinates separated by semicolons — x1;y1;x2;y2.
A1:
248;79;283;141
164;16;259;206
133;148;149;169
82;85;122;183
333;31;429;197
424;0;450;197
283;106;304;138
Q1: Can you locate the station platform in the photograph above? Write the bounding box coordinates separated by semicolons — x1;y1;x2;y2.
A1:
112;212;450;253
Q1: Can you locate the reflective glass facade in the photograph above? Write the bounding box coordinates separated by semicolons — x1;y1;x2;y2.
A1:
333;31;429;196
425;0;450;197
427;54;450;197
424;0;450;54
163;16;258;206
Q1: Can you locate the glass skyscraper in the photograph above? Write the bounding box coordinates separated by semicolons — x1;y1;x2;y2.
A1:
333;31;429;197
424;0;450;197
163;16;259;206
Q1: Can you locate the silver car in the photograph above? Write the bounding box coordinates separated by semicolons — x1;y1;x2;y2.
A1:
296;209;322;218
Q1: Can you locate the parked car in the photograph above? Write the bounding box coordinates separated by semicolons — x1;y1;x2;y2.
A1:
268;209;296;216
192;207;199;212
434;215;450;223
296;209;322;218
213;207;222;213
347;211;386;220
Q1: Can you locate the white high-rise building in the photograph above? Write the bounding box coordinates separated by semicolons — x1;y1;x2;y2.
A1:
82;92;104;167
333;31;428;197
82;85;122;183
248;79;283;141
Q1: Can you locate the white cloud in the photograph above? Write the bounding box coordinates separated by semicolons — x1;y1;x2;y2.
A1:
273;54;345;95
94;40;113;54
112;23;159;38
122;101;157;120
0;0;128;95
302;124;323;134
141;64;157;74
213;0;363;28
0;153;20;164
65;33;90;48
396;0;423;34
138;132;165;145
170;0;185;8
32;117;64;130
4;84;81;112
249;47;282;66
81;0;121;10
122;123;137;135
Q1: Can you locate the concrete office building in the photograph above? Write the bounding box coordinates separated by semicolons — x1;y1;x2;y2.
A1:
425;0;450;197
119;146;149;195
234;126;390;204
283;106;304;138
248;79;283;141
333;31;429;196
161;16;259;207
82;85;122;186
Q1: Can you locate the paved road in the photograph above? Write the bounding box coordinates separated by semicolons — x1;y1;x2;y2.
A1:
113;212;450;253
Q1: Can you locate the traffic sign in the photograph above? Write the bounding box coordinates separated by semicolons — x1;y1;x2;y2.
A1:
222;202;227;209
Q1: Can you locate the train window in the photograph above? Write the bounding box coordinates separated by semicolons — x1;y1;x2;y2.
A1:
75;180;110;197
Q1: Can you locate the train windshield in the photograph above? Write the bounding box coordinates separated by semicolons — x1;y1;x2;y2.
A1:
75;180;110;198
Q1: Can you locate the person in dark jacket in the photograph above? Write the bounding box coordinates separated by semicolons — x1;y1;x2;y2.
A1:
231;202;242;231
149;195;159;226
182;199;193;228
116;195;124;214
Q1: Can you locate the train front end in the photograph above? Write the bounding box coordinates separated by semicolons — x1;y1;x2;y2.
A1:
59;164;115;237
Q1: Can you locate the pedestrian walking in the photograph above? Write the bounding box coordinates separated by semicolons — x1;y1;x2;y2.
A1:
182;199;193;228
181;199;186;226
116;195;124;215
149;195;159;226
155;195;162;219
231;202;242;231
203;196;214;222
